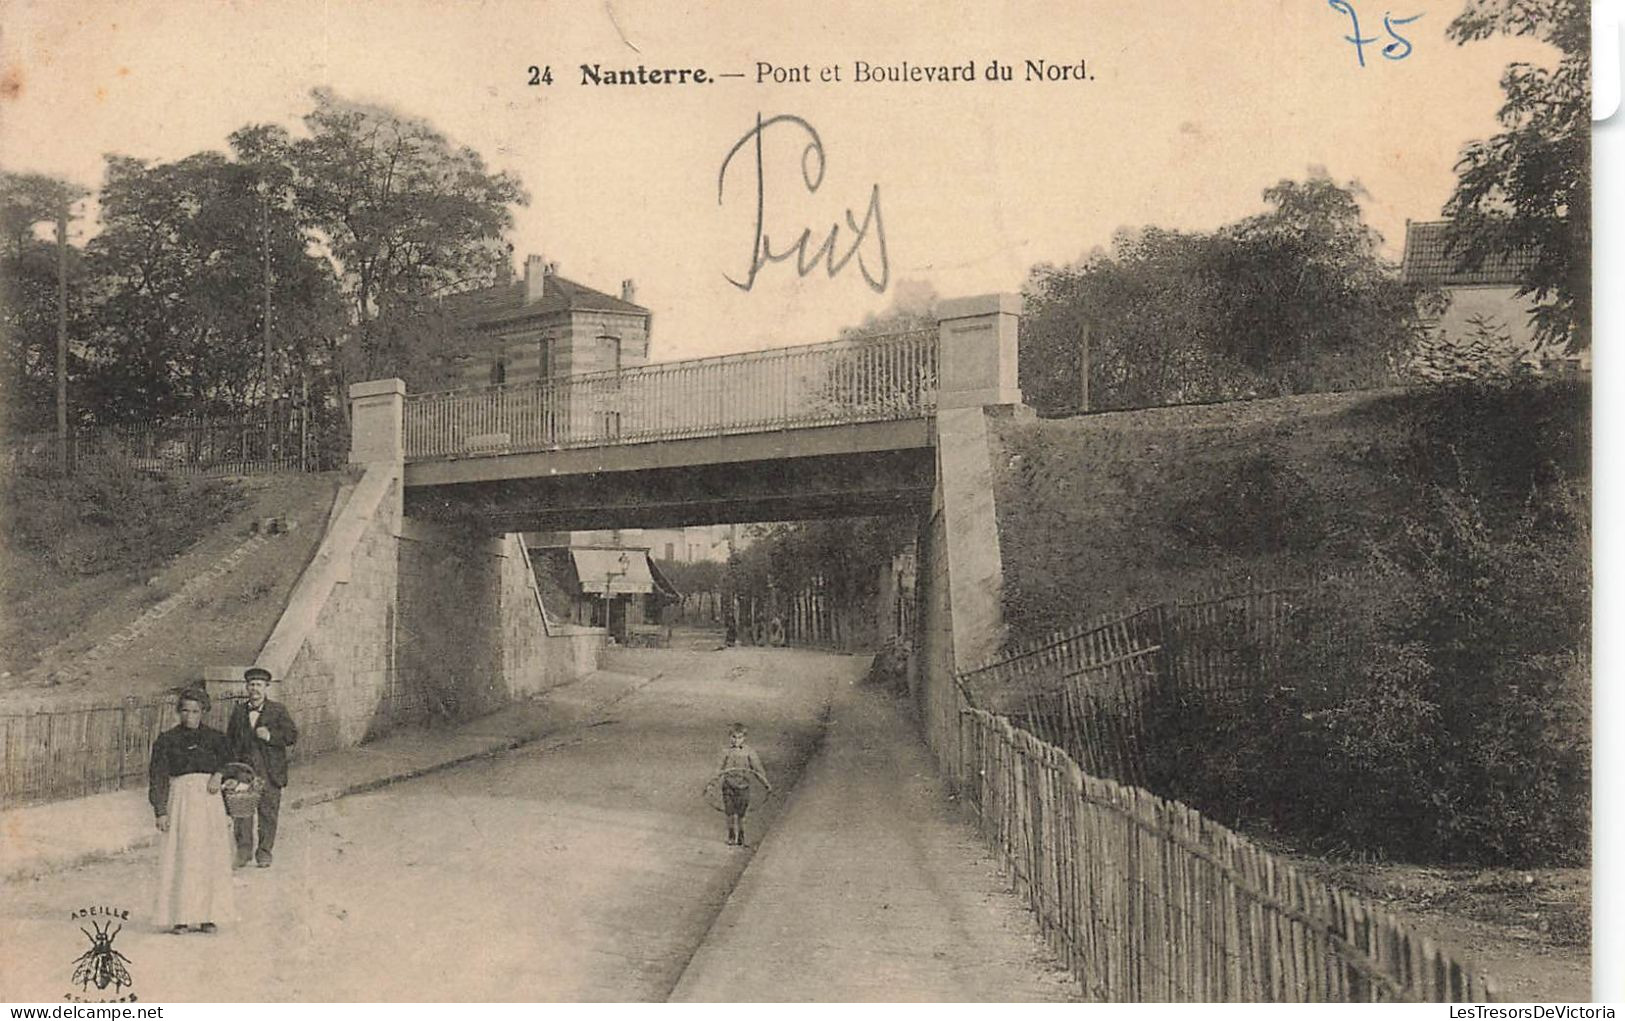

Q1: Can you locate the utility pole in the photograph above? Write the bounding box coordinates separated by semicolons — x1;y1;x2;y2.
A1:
1078;320;1091;414
55;198;68;472
261;186;274;454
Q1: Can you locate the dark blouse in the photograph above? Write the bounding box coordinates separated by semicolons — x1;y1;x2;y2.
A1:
147;724;230;817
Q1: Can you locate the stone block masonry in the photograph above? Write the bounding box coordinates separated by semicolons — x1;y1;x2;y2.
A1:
263;464;406;755
252;459;599;768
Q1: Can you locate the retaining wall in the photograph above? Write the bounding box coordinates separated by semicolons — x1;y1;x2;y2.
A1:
250;462;601;766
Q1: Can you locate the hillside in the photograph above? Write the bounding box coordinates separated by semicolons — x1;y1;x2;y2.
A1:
990;382;1589;645
0;471;347;710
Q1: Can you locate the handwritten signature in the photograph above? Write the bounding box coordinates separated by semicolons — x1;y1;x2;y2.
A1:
1328;2;1422;67
717;113;889;294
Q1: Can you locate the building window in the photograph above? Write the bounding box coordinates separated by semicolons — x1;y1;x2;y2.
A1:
665;542;675;561
598;335;622;374
490;356;507;385
539;336;554;378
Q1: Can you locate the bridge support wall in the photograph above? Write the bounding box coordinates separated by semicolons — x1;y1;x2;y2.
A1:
912;295;1025;784
241;382;600;763
397;523;602;719
255;460;408;750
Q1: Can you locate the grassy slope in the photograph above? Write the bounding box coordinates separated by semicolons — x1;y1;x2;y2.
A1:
987;382;1591;997
0;472;345;709
990;384;1588;644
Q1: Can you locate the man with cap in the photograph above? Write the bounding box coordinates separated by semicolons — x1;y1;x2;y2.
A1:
227;666;298;868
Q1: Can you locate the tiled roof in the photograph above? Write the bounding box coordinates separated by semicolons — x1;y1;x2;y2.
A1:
1400;221;1538;287
443;273;649;327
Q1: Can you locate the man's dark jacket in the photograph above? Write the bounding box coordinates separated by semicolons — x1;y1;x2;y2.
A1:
227;699;299;788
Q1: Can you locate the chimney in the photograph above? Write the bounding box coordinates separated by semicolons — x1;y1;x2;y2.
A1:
524;254;546;303
621;279;637;303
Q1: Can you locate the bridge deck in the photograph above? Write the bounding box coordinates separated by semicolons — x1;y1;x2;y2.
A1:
400;332;941;528
405;419;935;530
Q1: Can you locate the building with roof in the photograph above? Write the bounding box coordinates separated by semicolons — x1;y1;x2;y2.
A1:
447;253;652;388
528;544;679;644
1399;220;1544;353
632;524;740;565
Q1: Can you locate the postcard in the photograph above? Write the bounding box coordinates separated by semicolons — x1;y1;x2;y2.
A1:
0;0;1611;1006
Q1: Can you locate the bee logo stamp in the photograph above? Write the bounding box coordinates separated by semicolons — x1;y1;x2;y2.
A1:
64;907;138;1002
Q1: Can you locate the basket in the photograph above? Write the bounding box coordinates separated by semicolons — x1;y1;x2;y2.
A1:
220;762;263;819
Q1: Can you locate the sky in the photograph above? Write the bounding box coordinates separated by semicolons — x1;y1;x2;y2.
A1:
0;0;1557;362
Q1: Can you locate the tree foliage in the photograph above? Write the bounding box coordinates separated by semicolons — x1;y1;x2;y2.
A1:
1444;0;1590;348
1;173;84;432
724;517;913;619
655;557;725;596
283;89;528;385
1021;176;1429;415
1142;381;1590;864
80;152;345;423
1;90;528;435
1253;464;1588;864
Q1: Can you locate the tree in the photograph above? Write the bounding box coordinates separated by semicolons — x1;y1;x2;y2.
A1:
81;152;343;423
1208;177;1426;388
0;171;90;434
284;90;528;395
1444;0;1589;348
724;516;914;633
838;279;939;340
1020;175;1428;415
1023;227;1248;414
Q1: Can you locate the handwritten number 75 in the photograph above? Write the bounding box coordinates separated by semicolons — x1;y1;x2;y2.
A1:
1328;3;1422;67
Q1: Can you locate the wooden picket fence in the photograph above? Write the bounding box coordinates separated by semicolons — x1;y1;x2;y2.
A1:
0;692;244;809
957;706;1500;1001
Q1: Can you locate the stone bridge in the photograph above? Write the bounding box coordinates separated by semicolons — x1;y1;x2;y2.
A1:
355;294;1022;531
245;293;1022;785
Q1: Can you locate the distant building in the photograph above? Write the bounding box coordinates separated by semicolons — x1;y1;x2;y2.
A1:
1400;220;1542;351
1400;221;1587;376
635;525;740;564
528;545;678;644
525;525;742;564
446;254;651;388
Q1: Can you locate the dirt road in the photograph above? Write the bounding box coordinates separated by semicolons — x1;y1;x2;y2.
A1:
671;679;1078;1001
1;645;1075;1002
1;647;839;1001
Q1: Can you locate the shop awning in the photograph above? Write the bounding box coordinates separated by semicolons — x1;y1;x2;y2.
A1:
571;548;655;594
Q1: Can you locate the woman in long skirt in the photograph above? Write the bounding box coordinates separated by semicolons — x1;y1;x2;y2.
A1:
148;686;235;933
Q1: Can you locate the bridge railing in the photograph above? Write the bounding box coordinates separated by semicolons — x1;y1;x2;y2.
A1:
403;329;938;461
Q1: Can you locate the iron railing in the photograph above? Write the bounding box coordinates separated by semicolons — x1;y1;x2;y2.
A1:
4;408;337;477
403;330;938;461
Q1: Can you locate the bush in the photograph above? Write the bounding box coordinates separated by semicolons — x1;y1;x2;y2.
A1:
1128;382;1589;865
1169;472;1590;865
1;453;245;578
1169;445;1325;555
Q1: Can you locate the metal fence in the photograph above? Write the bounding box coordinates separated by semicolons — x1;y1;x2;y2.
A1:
403;330;939;461
5;408;337;477
959;585;1311;784
957;707;1499;1001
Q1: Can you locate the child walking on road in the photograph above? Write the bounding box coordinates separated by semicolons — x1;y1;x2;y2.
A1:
716;723;771;846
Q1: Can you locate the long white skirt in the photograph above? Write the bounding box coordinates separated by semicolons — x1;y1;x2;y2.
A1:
152;773;236;928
